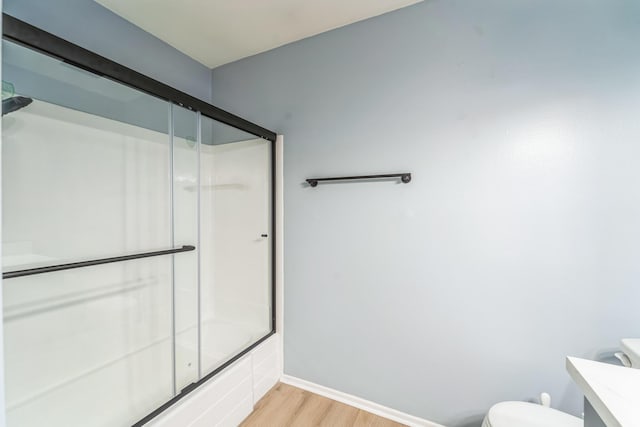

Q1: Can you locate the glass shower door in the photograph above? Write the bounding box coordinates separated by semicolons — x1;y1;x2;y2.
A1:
1;25;275;426
1;39;177;426
199;115;272;374
171;105;200;390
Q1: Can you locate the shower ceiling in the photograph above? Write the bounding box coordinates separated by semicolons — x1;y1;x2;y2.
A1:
95;0;424;68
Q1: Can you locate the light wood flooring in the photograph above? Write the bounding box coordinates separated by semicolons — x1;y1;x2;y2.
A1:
240;383;406;427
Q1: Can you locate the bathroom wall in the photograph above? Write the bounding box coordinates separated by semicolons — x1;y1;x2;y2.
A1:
3;0;212;101
211;0;640;425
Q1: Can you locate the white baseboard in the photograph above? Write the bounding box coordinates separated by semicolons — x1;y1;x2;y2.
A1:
280;375;444;427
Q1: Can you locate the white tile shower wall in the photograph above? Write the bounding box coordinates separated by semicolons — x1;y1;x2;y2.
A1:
200;140;272;328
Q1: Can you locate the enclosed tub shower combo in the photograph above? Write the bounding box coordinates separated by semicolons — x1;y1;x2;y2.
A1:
1;15;276;426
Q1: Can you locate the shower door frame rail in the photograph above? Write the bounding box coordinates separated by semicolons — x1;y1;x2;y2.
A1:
2;245;196;279
1;14;276;141
2;13;277;427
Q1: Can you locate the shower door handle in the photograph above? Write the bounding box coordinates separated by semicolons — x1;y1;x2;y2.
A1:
3;245;196;279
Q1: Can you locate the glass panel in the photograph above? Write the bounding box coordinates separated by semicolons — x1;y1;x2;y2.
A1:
172;105;199;388
200;116;272;374
3;260;173;426
2;39;173;426
2;35;274;425
2;39;171;263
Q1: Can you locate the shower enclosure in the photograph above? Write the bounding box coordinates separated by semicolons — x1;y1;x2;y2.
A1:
1;15;275;426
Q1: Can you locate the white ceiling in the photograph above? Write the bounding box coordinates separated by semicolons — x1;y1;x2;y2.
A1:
96;0;423;69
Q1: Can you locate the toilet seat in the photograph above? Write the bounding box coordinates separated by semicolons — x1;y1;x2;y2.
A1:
482;401;583;427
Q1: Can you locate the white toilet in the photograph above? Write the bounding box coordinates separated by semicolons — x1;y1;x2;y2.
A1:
482;395;582;427
483;340;640;427
616;338;640;368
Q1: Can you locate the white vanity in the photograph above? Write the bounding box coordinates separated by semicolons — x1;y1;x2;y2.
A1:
566;357;640;427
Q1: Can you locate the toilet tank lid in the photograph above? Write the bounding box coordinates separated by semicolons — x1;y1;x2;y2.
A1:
621;338;640;367
484;401;582;427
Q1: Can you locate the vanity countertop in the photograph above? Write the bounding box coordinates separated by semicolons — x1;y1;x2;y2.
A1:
566;356;640;427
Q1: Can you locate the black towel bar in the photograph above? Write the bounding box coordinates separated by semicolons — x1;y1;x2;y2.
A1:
306;173;411;187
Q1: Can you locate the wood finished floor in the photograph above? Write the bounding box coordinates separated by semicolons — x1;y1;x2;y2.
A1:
240;383;406;427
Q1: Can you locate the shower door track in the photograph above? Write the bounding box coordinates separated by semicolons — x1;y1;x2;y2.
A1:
2;14;277;143
3;12;278;427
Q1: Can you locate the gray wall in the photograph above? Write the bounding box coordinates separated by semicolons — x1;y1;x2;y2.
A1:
211;1;640;425
4;0;212;101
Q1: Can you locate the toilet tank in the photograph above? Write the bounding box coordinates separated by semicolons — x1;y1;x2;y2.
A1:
621;339;640;368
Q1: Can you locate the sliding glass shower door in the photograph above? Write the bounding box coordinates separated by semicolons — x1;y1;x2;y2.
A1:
1;33;273;427
172;105;200;392
3;38;177;426
199;116;273;375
